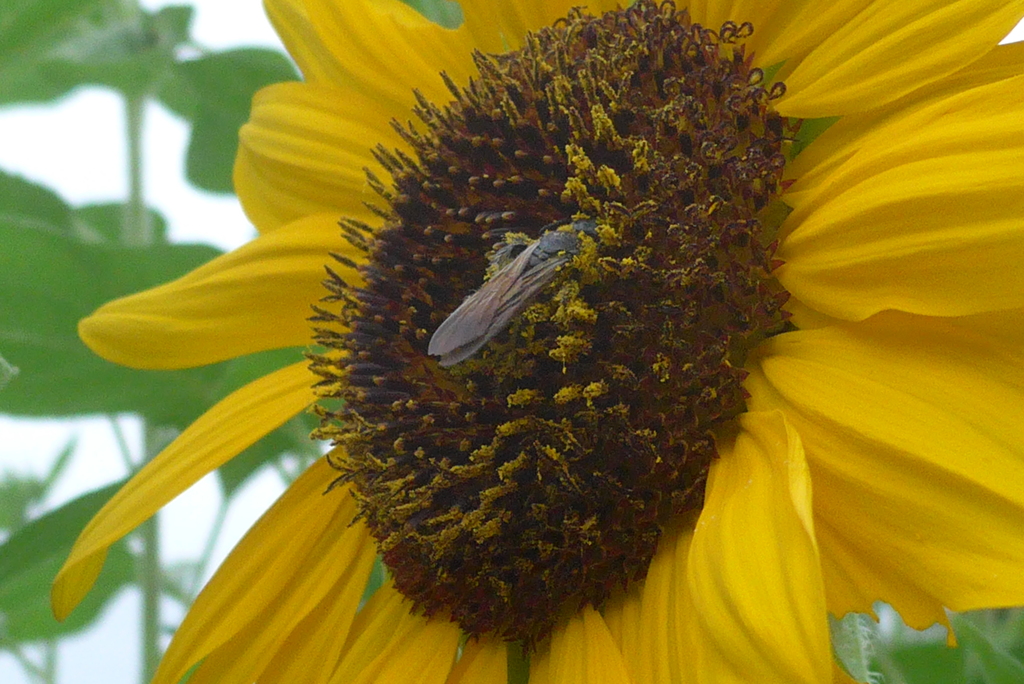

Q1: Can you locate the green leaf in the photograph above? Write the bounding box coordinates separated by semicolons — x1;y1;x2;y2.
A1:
790;116;840;160
830;613;880;684
0;481;134;642
360;556;388;606
0;473;47;533
0;1;192;105
72;202;169;243
217;411;318;497
211;346;317;495
0;216;225;421
952;613;1024;684
401;0;463;29
887;642;964;684
161;49;299;193
0;353;16;391
0;438;76;532
0;169;73;232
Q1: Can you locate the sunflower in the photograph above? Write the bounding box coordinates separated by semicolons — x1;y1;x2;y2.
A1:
53;0;1024;681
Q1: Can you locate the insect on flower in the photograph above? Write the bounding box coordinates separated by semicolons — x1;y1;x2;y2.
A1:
428;219;598;367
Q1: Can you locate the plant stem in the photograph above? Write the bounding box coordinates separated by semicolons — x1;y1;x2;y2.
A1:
138;426;163;683
188;500;229;601
42;641;56;684
123;94;152;246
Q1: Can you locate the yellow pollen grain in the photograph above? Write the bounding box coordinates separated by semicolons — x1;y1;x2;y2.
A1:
565;144;593;172
470;443;496;463
596;165;621;191
596;223;621;246
583;381;608;400
549;334;591;364
554;385;583;404
631;139;651;174
497;419;531;437
473;517;503;542
553;298;597;325
507;388;543;407
653;353;672;382
541;444;563;462
590;104;617;143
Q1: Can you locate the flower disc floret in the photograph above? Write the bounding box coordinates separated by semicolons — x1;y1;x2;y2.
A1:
312;0;794;644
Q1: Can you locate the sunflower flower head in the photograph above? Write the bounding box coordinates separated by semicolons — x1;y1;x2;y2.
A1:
312;0;793;645
55;0;1024;680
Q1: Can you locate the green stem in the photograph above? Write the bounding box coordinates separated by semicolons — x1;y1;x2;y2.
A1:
9;646;44;682
42;641;56;684
138;515;161;682
188;499;230;601
123;94;152;246
122;76;162;679
138;427;163;683
108;414;136;471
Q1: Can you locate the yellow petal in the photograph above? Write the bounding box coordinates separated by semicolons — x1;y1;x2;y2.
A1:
687;411;831;684
235;82;395;233
605;520;698;684
460;0;619;54
687;0;785;50
331;582;461;684
259;552;385;684
749;310;1024;627
787;39;1024;189
444;636;507;684
263;0;336;86
52;362;317;618
748;0;872;71
303;0;477;111
163;480;376;684
79;215;358;369
530;607;633;684
776;0;1024;117
778;74;1024;320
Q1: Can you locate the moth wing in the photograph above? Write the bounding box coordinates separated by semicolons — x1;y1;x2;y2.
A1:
429;242;567;367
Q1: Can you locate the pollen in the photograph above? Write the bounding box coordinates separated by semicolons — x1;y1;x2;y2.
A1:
310;0;794;646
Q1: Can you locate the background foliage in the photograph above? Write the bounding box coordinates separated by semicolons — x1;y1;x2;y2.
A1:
0;1;1021;683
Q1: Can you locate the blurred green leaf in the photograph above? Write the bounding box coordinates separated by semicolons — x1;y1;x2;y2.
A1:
0;438;76;532
401;0;463;29
212;345;316;496
158;48;298;193
953;613;1024;684
0;353;16;391
0;473;47;533
72;202;169;243
0;169;73;231
217;411;318;497
0;176;311;437
0;0;109;103
887;641;964;684
0;1;192;105
0;481;134;642
791;116;839;160
360;557;387;606
0;214;224;421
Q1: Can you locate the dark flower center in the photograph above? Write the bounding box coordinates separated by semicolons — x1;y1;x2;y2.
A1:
312;0;793;645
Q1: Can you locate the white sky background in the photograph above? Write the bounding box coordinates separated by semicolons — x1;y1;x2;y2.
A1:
0;3;1023;683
